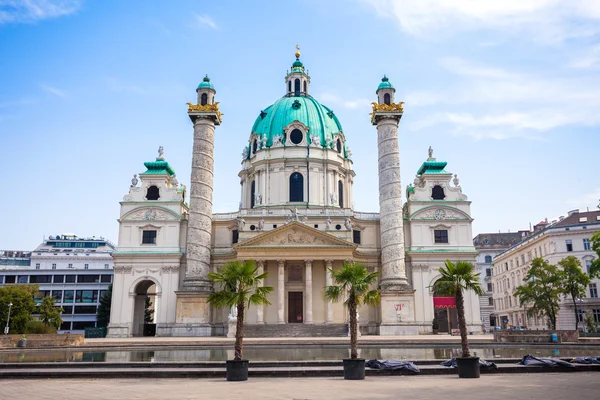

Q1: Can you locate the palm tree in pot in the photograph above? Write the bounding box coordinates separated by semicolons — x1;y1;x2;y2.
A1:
430;260;484;378
208;260;273;381
325;261;380;380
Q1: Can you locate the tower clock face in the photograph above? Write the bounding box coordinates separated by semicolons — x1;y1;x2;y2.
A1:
144;209;158;220
434;209;446;220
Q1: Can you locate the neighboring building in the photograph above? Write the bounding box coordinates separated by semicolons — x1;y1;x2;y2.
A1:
0;250;31;268
492;210;600;330
108;51;481;337
473;233;523;331
0;235;115;333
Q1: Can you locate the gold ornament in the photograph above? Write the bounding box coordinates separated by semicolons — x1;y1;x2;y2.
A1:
186;102;223;121
295;44;301;59
370;101;404;124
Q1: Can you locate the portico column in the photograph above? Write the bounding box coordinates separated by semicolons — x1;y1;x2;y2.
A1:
277;259;285;324
325;259;334;323
305;259;313;324
256;260;265;324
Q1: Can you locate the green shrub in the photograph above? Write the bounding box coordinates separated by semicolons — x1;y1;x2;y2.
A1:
24;320;57;334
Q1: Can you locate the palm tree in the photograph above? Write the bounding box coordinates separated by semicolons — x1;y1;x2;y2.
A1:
208;260;273;361
324;261;380;359
430;260;484;358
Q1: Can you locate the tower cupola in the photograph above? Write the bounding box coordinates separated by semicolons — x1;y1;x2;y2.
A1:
285;45;310;97
196;75;216;105
376;75;395;105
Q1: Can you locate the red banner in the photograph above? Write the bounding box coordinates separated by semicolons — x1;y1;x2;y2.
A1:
433;296;456;309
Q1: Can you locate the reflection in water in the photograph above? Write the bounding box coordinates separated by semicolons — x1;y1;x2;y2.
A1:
0;346;598;363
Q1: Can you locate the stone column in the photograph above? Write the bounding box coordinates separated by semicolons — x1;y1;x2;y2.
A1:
256;260;265;324
277;259;285;324
373;116;409;290
325;259;334;323
183;116;218;291
304;259;313;324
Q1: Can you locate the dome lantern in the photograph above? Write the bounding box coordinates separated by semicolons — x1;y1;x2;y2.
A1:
286;45;310;97
196;75;216;105
376;75;396;105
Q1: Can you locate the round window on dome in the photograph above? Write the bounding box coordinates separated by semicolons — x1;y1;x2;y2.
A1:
290;129;303;145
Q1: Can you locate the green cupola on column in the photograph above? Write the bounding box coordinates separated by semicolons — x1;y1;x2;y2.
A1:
376;75;396;105
196;75;216;105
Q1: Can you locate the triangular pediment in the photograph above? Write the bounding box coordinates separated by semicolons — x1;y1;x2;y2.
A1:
235;221;356;249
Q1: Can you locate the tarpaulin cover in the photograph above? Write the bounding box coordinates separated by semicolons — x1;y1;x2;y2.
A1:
572;357;600;364
440;357;498;370
433;297;456;308
518;355;574;367
365;359;420;373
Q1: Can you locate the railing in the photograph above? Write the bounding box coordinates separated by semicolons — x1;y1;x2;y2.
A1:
212;207;366;220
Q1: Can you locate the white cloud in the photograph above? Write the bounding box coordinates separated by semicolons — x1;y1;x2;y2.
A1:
318;92;370;109
0;0;81;24
41;84;66;97
193;13;219;30
361;0;600;43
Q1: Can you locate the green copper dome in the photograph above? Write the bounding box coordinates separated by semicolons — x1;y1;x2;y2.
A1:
251;96;343;147
376;75;395;92
197;75;215;91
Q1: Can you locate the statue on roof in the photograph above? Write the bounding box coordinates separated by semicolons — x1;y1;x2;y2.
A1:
257;217;265;231
453;174;460;187
428;146;433;159
130;174;138;188
157;146;165;160
325;217;333;230
171;174;179;187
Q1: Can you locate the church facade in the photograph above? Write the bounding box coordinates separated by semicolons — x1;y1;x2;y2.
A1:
107;51;481;337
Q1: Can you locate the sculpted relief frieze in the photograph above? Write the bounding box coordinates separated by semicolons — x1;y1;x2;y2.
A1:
124;208;178;221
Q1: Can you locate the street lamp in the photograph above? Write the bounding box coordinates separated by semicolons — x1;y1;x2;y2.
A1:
4;302;13;335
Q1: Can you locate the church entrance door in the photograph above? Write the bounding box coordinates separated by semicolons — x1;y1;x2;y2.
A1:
288;292;303;323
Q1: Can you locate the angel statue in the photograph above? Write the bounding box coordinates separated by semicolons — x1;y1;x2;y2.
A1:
453;174;460;187
171;174;179;187
428;146;433;159
236;216;246;232
158;146;165;160
130;174;139;188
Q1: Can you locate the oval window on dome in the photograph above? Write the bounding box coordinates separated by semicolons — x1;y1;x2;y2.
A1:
290;129;303;145
252;139;258;154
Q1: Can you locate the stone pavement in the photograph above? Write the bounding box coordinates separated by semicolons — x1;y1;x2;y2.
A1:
0;373;597;400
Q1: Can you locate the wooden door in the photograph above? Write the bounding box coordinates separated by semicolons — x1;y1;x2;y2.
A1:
288;292;303;323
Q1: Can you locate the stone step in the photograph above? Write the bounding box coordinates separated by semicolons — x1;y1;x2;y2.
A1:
243;324;348;338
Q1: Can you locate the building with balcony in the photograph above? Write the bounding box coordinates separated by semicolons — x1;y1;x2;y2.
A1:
492;210;600;330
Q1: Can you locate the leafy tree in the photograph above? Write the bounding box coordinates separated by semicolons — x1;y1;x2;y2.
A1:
584;311;597;333
0;285;38;333
590;232;600;279
38;296;63;329
430;260;484;358
325;262;380;359
208;260;273;360
97;284;112;328
515;258;562;330
144;297;154;324
558;256;591;331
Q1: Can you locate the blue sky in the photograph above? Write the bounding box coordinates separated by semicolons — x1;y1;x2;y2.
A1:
1;0;599;250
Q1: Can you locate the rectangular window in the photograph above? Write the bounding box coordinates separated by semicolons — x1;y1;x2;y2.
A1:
76;290;98;303
68;263;73;268
65;275;76;283
583;239;591;251
434;230;448;244
99;290;108;300
488;298;494;306
52;290;63;302
59;321;72;331
52;263;57;269
104;264;109;269
594;309;600;324
72;321;96;329
353;230;361;244
4;276;16;284
486;268;492;277
487;283;492;292
17;275;28;284
586;260;593;274
63;290;74;303
34;290;51;303
30;275;52;284
54;275;64;283
84;264;89;270
100;275;112;283
77;275;100;283
35;263;40;269
566;240;573;252
74;306;97;314
142;230;157;244
590;283;598;299
61;306;73;314
232;229;239;244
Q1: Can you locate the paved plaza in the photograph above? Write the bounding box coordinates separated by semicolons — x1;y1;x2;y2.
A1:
0;373;597;400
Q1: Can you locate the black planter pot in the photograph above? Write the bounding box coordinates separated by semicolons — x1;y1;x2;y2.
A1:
456;357;480;378
343;358;365;380
226;360;249;381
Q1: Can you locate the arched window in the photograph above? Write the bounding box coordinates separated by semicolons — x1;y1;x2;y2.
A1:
290;129;303;145
303;80;307;93
250;180;256;208
338;180;344;208
288;80;292;93
252;139;258;154
485;255;492;263
289;172;303;202
383;93;391;105
336;139;342;153
200;93;208;106
146;185;160;200
294;79;300;96
432;185;445;200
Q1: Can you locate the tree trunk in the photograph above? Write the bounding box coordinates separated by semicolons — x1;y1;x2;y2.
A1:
455;288;470;358
234;302;244;361
571;294;579;331
349;293;358;359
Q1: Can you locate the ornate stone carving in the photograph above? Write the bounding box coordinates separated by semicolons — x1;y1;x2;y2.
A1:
242;147;249;160
134;268;160;274
130;174;138;188
114;266;133;274
453;174;460;187
161;266;180;273
123;194;133;201
124;208;178;221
